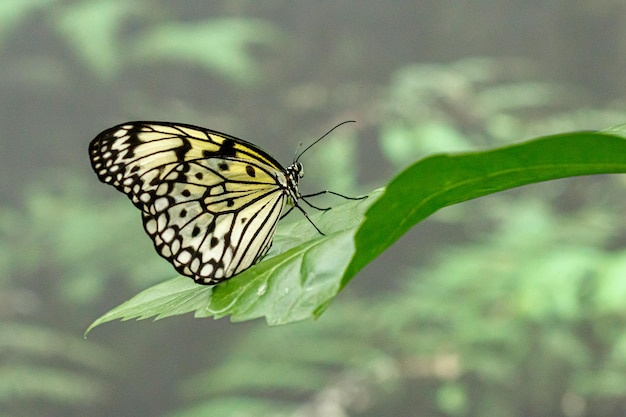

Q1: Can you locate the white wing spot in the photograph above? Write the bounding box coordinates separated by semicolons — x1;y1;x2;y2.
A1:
200;264;214;277
154;196;169;212
162;228;175;243
171;238;181;254
157;213;168;231
145;219;157;234
178;250;192;263
190;258;200;272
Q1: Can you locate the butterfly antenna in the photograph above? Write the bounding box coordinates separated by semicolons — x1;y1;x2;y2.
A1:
294;120;356;162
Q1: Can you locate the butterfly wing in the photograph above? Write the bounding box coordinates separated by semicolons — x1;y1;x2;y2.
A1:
89;122;289;284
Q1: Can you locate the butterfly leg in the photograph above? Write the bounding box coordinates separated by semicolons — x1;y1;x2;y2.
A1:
279;202;326;235
281;191;367;236
300;190;367;211
279;205;295;220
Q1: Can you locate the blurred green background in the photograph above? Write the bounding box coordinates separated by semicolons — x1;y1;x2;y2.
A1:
3;1;626;416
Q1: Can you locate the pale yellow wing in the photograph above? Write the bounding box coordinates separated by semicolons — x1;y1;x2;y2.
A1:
89;122;290;284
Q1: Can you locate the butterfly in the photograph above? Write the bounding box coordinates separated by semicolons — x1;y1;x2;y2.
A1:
89;121;363;285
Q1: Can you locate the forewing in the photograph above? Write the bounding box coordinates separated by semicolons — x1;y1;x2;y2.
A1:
89;122;285;212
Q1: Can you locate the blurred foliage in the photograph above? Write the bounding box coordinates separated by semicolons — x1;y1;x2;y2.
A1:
0;318;118;416
9;177;171;301
130;18;282;85
0;175;165;416
380;57;626;168
2;0;626;417
55;0;282;83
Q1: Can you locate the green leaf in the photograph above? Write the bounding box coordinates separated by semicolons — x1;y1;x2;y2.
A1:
84;277;213;336
87;130;626;331
343;131;626;286
85;192;379;334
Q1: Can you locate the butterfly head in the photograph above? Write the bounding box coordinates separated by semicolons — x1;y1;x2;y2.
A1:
284;121;355;207
293;161;304;178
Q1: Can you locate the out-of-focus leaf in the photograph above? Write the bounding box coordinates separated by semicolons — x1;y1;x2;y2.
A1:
0;0;55;46
163;396;292;417
53;0;140;78
132;19;282;84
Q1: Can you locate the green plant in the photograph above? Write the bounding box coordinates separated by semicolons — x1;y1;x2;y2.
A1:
86;128;626;332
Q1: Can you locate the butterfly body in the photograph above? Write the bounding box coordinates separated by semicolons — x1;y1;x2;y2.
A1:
89;122;302;284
